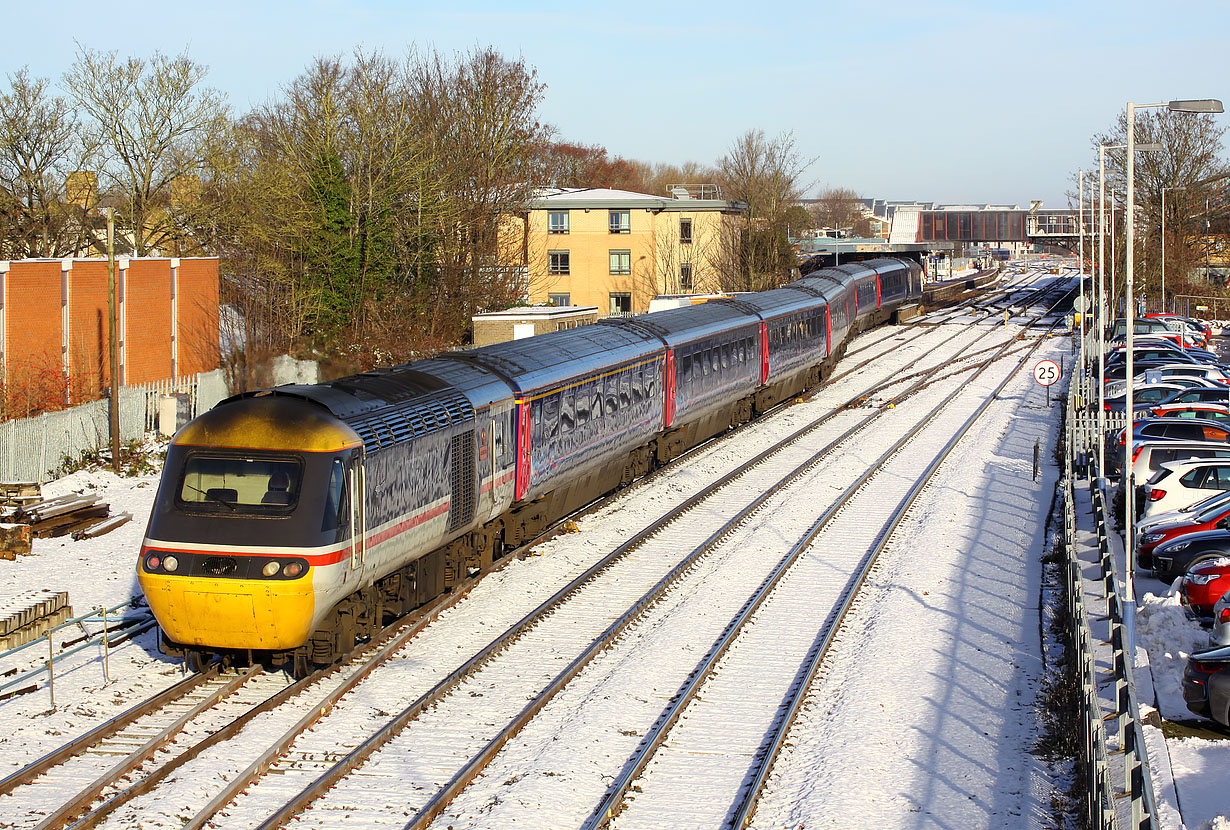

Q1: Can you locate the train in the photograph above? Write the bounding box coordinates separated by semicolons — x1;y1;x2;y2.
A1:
138;257;925;674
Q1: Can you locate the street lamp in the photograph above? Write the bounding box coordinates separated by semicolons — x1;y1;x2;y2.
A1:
1097;143;1161;483
1162;185;1187;311
1125;97;1223;657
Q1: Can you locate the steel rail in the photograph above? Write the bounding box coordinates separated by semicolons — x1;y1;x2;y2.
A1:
31;666;260;830
0;668;217;796
8;294;983;830
583;290;1067;829
727;310;1061;829
245;310;1019;830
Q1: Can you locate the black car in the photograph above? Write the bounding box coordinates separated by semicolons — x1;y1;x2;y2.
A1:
1184;644;1230;726
1158;387;1230;407
1149;527;1230;581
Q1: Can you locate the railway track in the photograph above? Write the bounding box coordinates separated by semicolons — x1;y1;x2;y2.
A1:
0;273;1070;830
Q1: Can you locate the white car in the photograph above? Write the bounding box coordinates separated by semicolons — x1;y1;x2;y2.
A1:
1141;459;1230;519
1138;489;1230;532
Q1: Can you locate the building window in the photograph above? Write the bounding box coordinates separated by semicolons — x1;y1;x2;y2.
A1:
680;263;693;292
680;218;693;244
609;249;631;275
609;292;632;315
548;292;570;306
549;250;570;275
609;210;630;234
548;211;569;234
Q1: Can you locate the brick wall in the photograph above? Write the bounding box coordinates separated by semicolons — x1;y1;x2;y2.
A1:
0;257;220;416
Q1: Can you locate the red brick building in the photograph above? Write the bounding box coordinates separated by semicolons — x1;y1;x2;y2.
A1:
0;257;219;414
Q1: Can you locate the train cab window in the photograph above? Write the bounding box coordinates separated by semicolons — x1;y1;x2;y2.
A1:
179;454;302;513
322;459;348;532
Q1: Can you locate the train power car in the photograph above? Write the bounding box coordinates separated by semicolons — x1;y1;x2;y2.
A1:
138;257;923;673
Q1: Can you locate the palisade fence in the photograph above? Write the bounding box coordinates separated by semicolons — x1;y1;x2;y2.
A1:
0;370;229;483
1064;332;1157;830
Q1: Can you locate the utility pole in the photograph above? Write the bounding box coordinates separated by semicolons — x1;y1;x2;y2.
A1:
106;208;119;472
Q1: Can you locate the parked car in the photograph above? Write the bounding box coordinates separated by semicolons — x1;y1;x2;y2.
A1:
1105;366;1230;398
1105;344;1220;366
1182;644;1230;725
1210;591;1230;646
1139;502;1230;569
1179;557;1230;618
1103;383;1197;413
1109;317;1175;339
1156;387;1230;408
1130;441;1230;486
1109;420;1230;475
1150;404;1230;424
1138;490;1230;533
1149;528;1230;581
1142;459;1230;519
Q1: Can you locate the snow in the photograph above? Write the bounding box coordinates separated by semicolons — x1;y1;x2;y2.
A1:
0;276;1223;828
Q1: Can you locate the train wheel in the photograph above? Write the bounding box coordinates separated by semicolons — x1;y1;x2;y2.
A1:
292;651;310;679
186;650;210;673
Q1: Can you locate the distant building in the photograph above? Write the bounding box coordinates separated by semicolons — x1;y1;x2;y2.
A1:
504;186;745;316
0;257;219;413
471;305;599;347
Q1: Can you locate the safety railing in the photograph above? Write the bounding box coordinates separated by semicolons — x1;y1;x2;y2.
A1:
0;601;155;708
1064;367;1158;829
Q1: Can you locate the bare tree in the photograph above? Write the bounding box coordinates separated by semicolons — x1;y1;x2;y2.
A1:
1089;109;1229;295
0;69;94;257
716;129;812;290
64;46;228;256
812;186;871;237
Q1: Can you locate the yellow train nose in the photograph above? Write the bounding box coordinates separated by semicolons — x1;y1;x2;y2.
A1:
139;569;316;650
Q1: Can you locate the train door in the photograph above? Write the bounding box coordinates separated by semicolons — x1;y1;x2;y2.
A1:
348;449;366;569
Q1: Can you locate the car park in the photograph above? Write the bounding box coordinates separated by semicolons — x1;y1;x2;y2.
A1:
1150;528;1230;581
1105;366;1230;398
1182;644;1230;725
1180;557;1230;618
1156;387;1230;407
1141;458;1230;518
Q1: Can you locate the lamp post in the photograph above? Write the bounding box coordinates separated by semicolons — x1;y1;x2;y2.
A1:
1125;98;1223;658
1162;185;1186;312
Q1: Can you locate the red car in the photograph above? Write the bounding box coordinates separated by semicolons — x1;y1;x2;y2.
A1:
1180;558;1230;618
1137;503;1230;570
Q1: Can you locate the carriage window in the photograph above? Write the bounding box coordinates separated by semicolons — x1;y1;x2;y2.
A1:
645;363;657;398
561;390;575;433
632;370;644;404
680;351;691;387
721;344;729;369
544;394;560;439
575;385;590;426
605;375;619;415
591;386;603;420
620;370;632;407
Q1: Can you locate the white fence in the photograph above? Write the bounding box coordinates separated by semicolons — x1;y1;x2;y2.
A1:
0;369;230;483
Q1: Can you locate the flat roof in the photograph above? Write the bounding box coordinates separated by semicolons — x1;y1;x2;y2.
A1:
473;305;599;321
529;187;743;214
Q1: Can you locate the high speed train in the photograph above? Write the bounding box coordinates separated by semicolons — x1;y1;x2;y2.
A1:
138;257;924;674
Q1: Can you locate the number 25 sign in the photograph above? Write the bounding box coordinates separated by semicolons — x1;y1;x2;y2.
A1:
1033;359;1061;387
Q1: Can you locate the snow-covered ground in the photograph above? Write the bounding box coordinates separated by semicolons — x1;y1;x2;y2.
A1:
0;276;1222;828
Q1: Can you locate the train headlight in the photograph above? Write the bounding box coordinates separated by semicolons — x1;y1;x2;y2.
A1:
284;561;304;578
163;555;179;573
262;561;281;577
144;553;161;571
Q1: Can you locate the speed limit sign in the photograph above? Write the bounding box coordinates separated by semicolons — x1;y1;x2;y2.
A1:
1034;359;1061;387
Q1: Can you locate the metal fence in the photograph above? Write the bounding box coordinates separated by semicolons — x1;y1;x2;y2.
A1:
1064;371;1157;829
0;369;229;483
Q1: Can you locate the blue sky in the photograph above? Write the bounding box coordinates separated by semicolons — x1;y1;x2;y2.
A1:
7;0;1229;209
